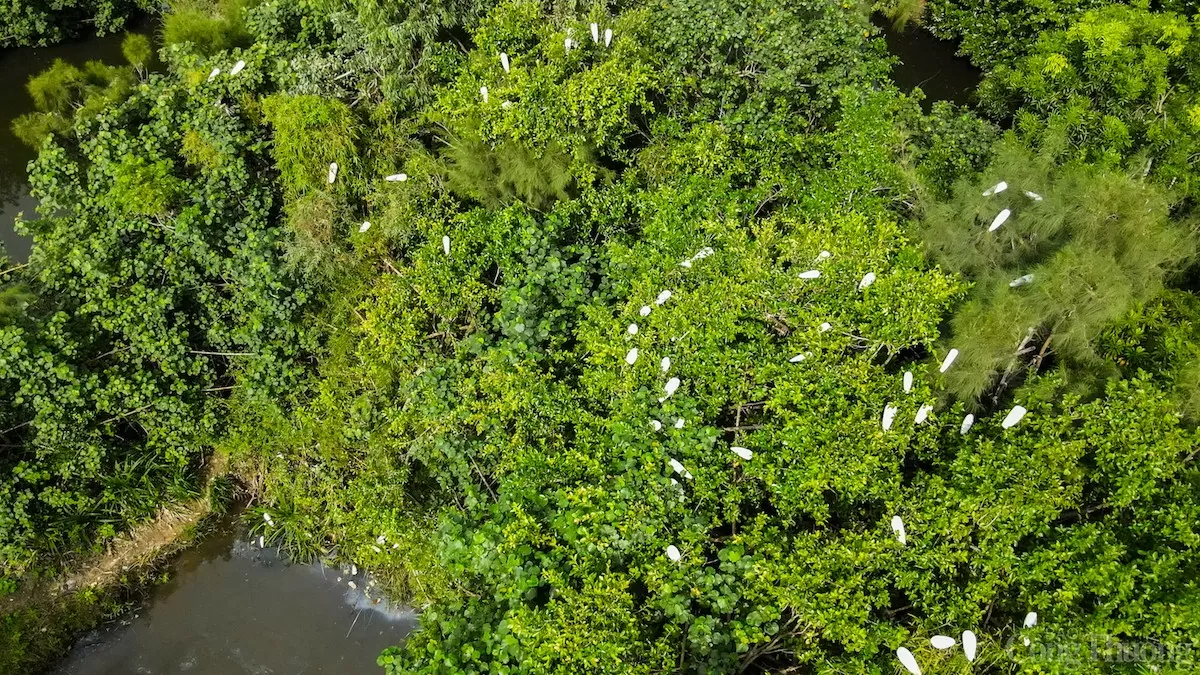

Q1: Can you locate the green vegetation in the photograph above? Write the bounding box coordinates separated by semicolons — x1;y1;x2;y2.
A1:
2;0;1200;673
0;0;154;47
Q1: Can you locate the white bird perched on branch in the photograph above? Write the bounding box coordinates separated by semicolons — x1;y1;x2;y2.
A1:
442;236;450;255
663;377;680;398
989;208;1011;232
962;630;977;661
858;272;876;290
651;420;662;431
666;545;681;562
480;85;488;103
931;635;956;649
960;413;975;434
939;348;959;373
789;352;810;363
359;221;371;233
982;181;1007;196
896;647;921;675
605;28;613;46
590;22;600;43
1024;612;1038;628
891;515;906;544
625;348;638;365
385;173;408;182
679;247;714;268
230;60;246;75
1024;190;1043;201
674;418;685;429
798;269;821;279
500;52;510;73
819;322;832;332
668;458;692;479
656;290;672;305
327;162;338;184
882;404;898;431
660;357;671;372
1009;274;1034;288
816;250;832;261
640;305;651;316
627;323;638;335
914;404;933;425
208;67;220;81
903;371;913;393
1002;405;1028;429
731;446;753;460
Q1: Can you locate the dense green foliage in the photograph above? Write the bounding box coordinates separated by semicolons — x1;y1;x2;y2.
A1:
3;0;1200;673
0;0;153;47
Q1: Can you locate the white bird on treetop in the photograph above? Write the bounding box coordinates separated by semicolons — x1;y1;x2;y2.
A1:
858;272;876;290
816;250;832;261
982;180;1008;196
590;23;600;43
656;290;672;305
666;545;681;561
480;85;488;102
625;347;638;365
640;305;651;316
903;371;913;393
1010;274;1034;288
651;420;662;431
989;208;1011;232
327;162;338;184
359;221;371;233
500;52;510;73
789;353;810;363
385;173;407;182
961;413;975;435
674;418;685;429
1024;190;1043;201
914;404;933;425
668;458;692;479
230;60;246;75
605;28;613;46
679;247;714;268
962;630;977;661
896;647;921;675
208;67;220;81
1024;612;1038;628
661;356;671;372
819;322;832;332
939;348;959;373
731;446;753;460
443;236;450;255
627;323;638;335
882;404;898;431
931;635;956;649
891;515;906;544
664;377;680;398
1002;405;1028;429
799;269;821;279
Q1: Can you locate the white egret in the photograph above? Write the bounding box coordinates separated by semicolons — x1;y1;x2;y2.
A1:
443;235;450;255
960;413;975;435
962;630;977;662
627;323;638;335
679;246;715;268
668;458;691;479
896;647;922;675
891;515;906;544
1009;274;1034;288
903;371;913;393
208;67;220;81
230;60;246;75
789;353;809;363
858;272;876;290
500;52;510;72
640;305;652;316
348;581;357;590
914;404;933;425
351;564;358;575
664;377;680;397
989;209;1011;232
501;101;512;109
376;534;386;545
882;404;898;431
263;513;272;522
385;173;408;182
605;28;613;46
564;37;572;53
982;181;1008;196
1002;405;1028;429
655;290;672;305
480;85;488;102
819;322;832;332
798;269;821;279
327;162;338;184
625;347;639;365
731;446;753;460
666;545;681;561
931;635;956;649
674;418;685;429
939;348;959;373
660;356;671;372
1024;190;1043;201
590;23;599;43
359;221;371;233
816;250;832;261
371;545;382;553
1024;612;1037;628
651;420;662;431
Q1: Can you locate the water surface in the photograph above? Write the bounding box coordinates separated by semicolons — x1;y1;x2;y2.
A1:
875;18;983;110
54;520;415;675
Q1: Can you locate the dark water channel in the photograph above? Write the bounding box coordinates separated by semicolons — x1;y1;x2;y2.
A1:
875;17;983;110
53;516;415;675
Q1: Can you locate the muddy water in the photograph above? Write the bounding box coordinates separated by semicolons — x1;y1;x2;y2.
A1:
875;18;984;110
0;21;153;263
53;520;415;675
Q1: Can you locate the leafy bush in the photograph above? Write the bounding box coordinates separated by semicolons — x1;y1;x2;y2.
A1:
0;0;154;47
